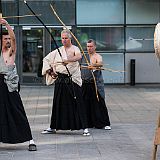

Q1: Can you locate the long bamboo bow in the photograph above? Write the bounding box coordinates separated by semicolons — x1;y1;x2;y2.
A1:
50;4;99;101
24;0;77;99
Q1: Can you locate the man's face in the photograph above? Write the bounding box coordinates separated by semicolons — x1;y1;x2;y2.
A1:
3;35;11;48
87;42;96;54
61;33;71;47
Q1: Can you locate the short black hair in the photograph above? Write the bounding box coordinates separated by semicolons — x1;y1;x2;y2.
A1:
0;30;9;37
87;39;96;46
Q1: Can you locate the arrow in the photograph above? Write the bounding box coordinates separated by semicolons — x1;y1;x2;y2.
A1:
80;65;125;72
3;14;42;19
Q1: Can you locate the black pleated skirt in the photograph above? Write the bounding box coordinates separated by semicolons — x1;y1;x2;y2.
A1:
82;80;110;128
0;74;32;144
50;73;88;130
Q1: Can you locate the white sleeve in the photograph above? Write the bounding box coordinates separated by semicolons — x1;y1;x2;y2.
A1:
42;50;56;75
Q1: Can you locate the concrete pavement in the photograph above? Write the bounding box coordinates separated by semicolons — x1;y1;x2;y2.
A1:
0;85;160;160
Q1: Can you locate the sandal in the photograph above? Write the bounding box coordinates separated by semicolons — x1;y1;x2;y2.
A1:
28;144;37;151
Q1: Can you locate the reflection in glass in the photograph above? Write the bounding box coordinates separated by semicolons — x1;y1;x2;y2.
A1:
126;0;160;24
101;53;124;83
19;0;75;25
77;0;124;24
2;0;17;25
50;29;62;50
77;27;124;52
22;29;43;82
126;27;154;52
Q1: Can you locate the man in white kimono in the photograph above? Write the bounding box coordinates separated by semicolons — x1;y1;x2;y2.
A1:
42;29;90;136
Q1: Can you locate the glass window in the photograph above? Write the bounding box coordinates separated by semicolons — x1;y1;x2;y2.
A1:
19;0;75;25
2;0;18;25
126;27;154;52
76;27;124;52
101;53;124;84
50;28;62;50
77;0;124;24
126;0;160;24
22;28;43;83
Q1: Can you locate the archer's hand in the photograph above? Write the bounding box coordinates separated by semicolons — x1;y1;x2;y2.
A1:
46;68;57;77
62;60;69;66
0;18;9;26
88;65;102;70
88;65;95;70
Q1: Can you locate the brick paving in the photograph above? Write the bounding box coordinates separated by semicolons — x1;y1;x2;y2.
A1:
0;85;160;160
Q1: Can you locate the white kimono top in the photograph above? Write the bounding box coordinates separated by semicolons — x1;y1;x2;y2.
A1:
42;45;82;87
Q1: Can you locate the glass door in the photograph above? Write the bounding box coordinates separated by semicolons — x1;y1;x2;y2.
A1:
22;27;43;84
22;26;71;84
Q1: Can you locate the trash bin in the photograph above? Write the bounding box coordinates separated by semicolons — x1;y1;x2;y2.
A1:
130;59;135;86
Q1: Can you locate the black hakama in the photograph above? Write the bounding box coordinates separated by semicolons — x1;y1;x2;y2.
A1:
50;73;88;130
0;74;32;144
82;80;110;129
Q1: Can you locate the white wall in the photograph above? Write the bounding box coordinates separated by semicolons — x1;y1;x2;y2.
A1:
125;53;160;83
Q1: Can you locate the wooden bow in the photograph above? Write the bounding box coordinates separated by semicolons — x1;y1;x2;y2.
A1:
24;0;77;99
50;4;99;101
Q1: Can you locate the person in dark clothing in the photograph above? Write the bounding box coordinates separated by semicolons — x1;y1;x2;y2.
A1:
81;39;111;130
41;29;90;136
0;18;37;151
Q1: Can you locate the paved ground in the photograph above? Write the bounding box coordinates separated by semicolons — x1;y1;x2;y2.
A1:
1;85;160;160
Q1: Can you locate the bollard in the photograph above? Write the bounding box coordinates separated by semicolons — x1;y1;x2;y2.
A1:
130;59;135;86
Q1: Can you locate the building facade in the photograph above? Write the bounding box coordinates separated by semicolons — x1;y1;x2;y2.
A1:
2;0;160;84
